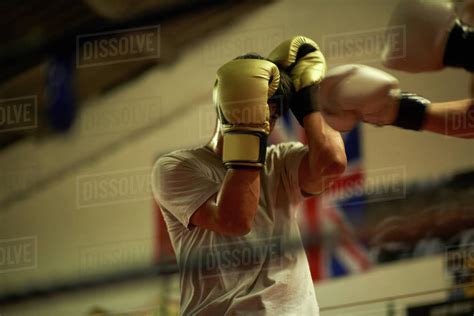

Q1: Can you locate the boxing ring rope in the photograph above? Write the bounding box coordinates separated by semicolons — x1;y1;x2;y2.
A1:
2;255;473;312
320;283;474;312
1;225;470;310
0;259;178;305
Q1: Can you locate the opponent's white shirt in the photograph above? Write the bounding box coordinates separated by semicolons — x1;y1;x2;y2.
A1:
151;142;319;316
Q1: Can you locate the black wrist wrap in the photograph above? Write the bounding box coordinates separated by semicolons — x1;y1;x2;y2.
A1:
290;85;318;127
392;93;430;130
287;43;320;127
444;19;474;72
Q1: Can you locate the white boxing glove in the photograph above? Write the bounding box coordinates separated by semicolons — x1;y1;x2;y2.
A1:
318;64;431;132
382;0;474;73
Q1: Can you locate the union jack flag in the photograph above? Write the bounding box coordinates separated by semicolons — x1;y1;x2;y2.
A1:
269;112;372;281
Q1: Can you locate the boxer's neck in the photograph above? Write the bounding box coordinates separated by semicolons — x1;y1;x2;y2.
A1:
206;120;223;157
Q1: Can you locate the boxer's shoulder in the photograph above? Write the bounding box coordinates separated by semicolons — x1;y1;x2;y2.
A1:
154;146;221;173
267;141;305;153
266;141;306;164
158;146;211;161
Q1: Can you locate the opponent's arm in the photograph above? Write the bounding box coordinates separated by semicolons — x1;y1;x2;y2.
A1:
383;0;474;73
317;64;474;139
423;98;474;138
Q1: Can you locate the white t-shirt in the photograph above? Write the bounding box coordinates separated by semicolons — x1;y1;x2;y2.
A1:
151;142;319;316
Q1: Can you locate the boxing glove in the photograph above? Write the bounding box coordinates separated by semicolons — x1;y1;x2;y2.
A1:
318;64;430;132
382;0;474;73
268;36;326;126
214;59;280;168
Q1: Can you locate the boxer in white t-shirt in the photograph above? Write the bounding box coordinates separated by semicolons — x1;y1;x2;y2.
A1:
152;37;347;315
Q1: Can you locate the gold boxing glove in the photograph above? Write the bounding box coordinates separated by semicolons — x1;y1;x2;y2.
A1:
214;59;280;168
268;36;326;126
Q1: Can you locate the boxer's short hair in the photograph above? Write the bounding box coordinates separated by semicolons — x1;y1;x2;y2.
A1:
234;53;295;115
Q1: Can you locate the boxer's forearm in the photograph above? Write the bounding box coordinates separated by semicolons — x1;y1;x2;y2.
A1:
422;98;474;138
189;168;259;236
299;113;347;193
215;169;260;235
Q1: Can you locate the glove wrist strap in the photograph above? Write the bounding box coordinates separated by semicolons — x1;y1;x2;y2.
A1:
222;131;267;169
444;19;474;72
392;93;429;130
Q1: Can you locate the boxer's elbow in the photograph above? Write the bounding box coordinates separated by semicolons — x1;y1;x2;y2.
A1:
217;213;253;236
300;146;347;194
322;150;347;177
317;146;347;191
312;142;347;177
216;204;255;236
225;222;252;236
